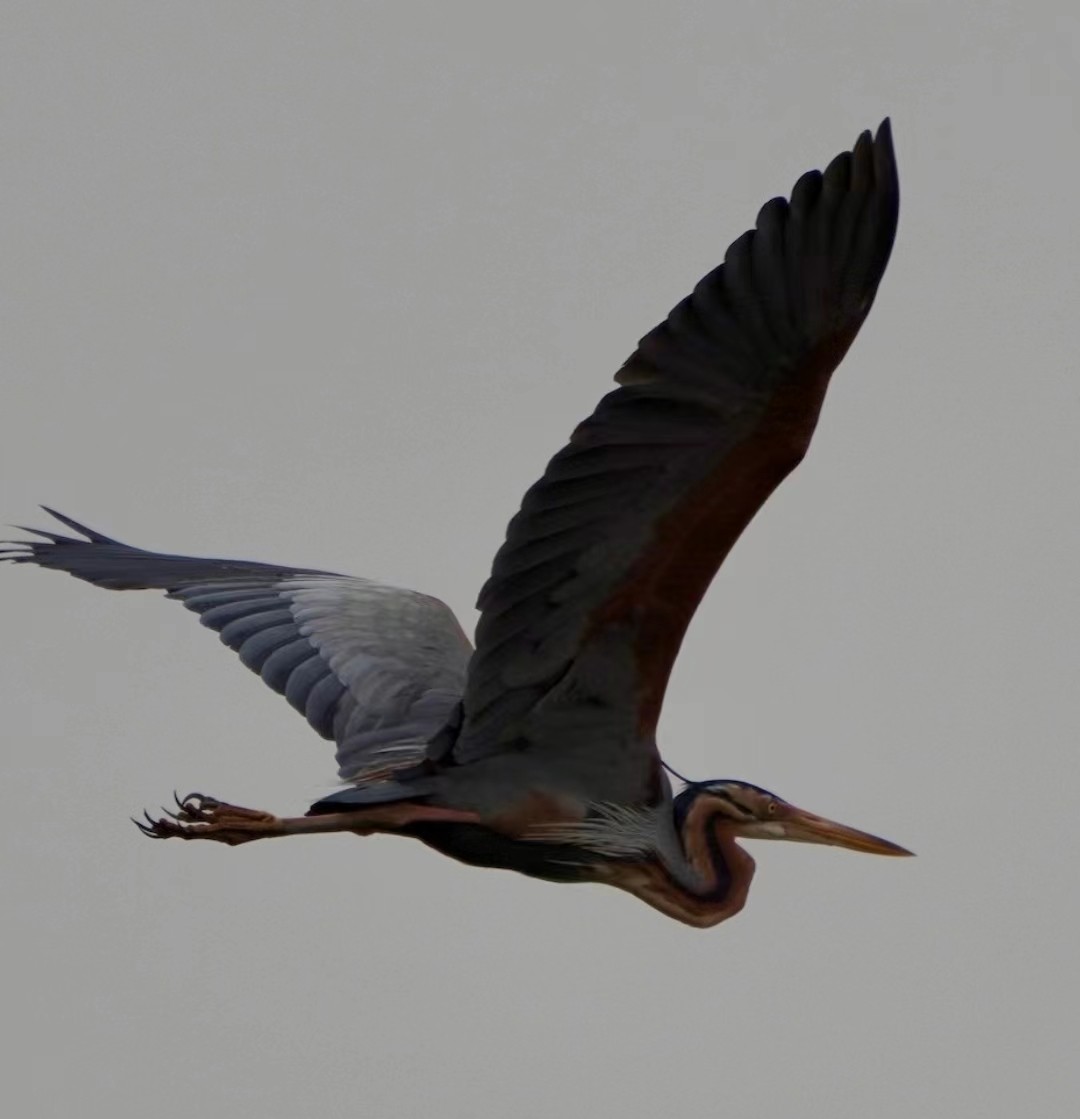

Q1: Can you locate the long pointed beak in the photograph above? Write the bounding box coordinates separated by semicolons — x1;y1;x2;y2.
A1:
781;806;913;856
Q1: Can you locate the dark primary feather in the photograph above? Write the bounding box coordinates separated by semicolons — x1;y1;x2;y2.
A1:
455;120;899;767
2;506;329;588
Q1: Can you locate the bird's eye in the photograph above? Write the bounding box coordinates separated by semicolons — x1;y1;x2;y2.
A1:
766;801;778;816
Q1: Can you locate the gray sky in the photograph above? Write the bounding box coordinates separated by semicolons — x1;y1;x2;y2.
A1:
2;2;1077;1117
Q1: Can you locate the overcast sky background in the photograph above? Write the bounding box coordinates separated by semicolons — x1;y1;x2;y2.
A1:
2;3;1078;1117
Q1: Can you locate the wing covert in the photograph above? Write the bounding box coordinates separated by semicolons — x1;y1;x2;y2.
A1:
455;120;899;767
2;510;472;779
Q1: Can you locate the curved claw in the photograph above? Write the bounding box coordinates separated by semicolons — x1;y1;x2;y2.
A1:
175;792;218;817
133;812;165;838
131;792;276;844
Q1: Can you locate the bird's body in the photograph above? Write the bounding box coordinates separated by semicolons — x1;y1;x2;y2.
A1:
4;120;910;927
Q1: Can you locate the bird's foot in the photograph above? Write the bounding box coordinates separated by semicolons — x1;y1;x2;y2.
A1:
134;792;281;846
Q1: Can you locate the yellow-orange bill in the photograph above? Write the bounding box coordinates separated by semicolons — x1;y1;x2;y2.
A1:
783;806;914;856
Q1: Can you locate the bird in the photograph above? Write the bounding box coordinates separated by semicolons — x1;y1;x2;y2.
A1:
3;119;910;928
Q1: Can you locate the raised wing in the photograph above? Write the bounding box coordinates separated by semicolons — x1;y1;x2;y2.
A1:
2;509;472;780
454;120;899;775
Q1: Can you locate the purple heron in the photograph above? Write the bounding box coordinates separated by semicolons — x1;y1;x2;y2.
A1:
3;120;910;927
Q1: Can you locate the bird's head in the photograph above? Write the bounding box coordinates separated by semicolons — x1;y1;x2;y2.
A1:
675;779;912;856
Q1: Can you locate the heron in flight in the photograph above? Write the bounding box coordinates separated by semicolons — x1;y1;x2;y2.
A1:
4;120;910;927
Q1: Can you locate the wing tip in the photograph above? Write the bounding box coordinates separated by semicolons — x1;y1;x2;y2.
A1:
871;116;900;211
2;506;121;552
38;506;120;544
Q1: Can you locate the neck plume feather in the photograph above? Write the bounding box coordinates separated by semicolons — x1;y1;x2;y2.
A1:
598;794;757;928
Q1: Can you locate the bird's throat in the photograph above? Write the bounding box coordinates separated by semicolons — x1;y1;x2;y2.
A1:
599;803;756;928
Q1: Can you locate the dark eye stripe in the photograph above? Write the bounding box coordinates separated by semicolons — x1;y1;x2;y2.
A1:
716;790;754;818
